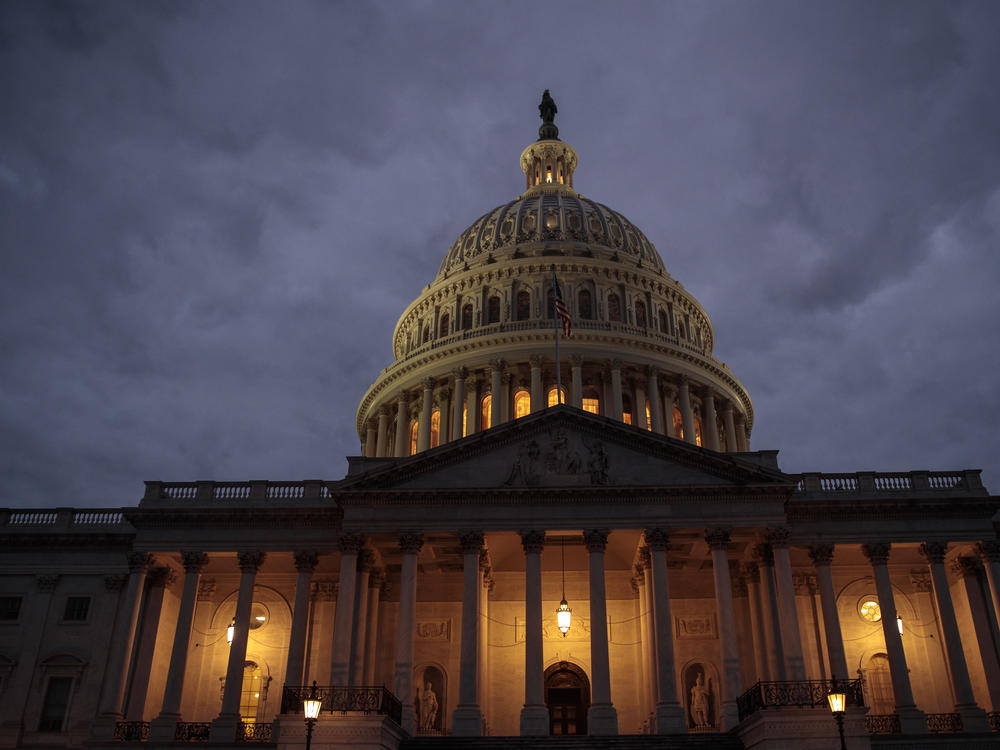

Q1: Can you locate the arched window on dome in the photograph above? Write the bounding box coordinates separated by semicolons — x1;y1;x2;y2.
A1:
439;313;450;338
422;325;430;344
622;394;633;425
694;417;703;447
486;296;500;325
672;407;684;439
514;389;530;419
578;289;593;320
678;319;687;340
461;304;474;330
645;400;652;430
481;394;492;430
635;300;647;328
516;290;531;321
547;386;566;407
607;293;621;323
430;410;440;448
658;309;668;334
582;393;600;415
409;420;419;456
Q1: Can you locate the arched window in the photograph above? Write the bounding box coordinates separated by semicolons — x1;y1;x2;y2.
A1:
409;420;419;456
863;654;894;714
547;386;567;407
461;304;474;330
486;296;500;324
481;394;492;430
635;300;647;328
462;403;468;438
240;661;264;723
516;290;531;320
658;309;668;333
546;288;555;319
430;410;440;448
645;400;652;430
578;289;593;320
514;389;531;419
607;293;621;322
438;313;449;338
679;319;687;340
694;417;703;447
582;395;600;415
622;395;633;425
422;325;430;344
672;407;684;439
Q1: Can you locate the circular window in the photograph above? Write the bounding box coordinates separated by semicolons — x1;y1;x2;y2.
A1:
858;598;881;622
250;602;269;630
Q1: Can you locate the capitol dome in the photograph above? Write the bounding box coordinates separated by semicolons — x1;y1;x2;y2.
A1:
356;92;753;459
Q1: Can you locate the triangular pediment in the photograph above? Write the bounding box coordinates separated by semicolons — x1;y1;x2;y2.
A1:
339;406;793;493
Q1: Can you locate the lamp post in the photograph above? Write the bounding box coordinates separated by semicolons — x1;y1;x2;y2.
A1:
827;686;847;750
302;681;322;750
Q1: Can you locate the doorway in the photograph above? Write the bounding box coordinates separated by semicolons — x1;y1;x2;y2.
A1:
544;661;590;735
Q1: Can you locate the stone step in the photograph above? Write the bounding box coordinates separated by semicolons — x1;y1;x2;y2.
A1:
400;734;745;750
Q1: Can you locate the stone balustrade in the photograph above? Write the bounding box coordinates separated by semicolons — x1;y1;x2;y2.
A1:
142;480;332;506
1;507;129;530
793;470;985;498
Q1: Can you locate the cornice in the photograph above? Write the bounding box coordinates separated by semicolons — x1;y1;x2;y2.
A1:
124;507;343;530
0;533;135;550
787;497;1000;525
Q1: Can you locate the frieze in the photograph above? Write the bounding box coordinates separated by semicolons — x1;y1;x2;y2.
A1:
504;429;610;487
416;620;451;641
675;614;717;639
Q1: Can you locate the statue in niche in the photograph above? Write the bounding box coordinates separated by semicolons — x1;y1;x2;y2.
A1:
414;666;444;733
684;664;716;730
418;682;438;731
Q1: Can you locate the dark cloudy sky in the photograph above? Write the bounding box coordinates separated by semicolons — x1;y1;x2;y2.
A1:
2;1;999;508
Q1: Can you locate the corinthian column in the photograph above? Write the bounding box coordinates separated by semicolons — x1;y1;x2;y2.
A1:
452;368;467;440
706;528;741;729
330;534;362;685
453;532;485;736
417;378;434;452
920;542;990;731
702;391;720;451
395;392;409;457
529;355;543;412
375;407;390;457
678;377;695;444
394;534;423;733
489;360;504;428
644;529;685;733
861;543;925;733
808;545;848;682
584;529;618;734
570;355;584;409
721;403;737;453
646;367;663;434
519;531;548;735
609;361;623;422
768;527;805;680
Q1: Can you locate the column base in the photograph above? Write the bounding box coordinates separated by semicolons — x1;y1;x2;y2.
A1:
519;704;549;736
87;713;121;742
654;702;686;734
209;713;242;743
896;706;926;734
400;704;416;735
451;705;483;736
148;714;180;743
720;699;740;731
587;703;618;735
957;704;991;733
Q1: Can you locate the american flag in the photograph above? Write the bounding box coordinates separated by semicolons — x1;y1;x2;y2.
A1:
552;272;572;338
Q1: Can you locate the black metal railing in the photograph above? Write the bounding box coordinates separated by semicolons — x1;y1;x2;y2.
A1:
989;712;1000;732
281;684;402;725
113;722;150;741
926;713;963;734
175;722;211;742
239;722;273;742
736;679;864;721
865;714;902;734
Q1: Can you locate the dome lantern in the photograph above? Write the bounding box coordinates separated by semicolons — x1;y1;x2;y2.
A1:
521;90;578;192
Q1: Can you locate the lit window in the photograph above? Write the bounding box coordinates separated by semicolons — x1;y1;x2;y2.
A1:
582;397;599;415
694;418;703;447
409;421;419;455
514;390;530;419
240;661;264;722
62;596;90;622
462;403;468;437
461;304;474;330
645;400;652;430
635;300;647;328
859;599;882;622
439;313;450;338
623;412;632;425
672;407;683;439
430;410;440;448
481;394;492;430
547;386;566;407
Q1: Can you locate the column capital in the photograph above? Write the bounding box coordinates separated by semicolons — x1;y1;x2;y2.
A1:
519;530;545;554
36;574;59;592
677;373;690;387
357;548;377;573
862;542;891;565
570;354;583;367
909;570;932;592
705;527;731;550
488;358;506;373
311;579;337;601
765;526;791;548
609;358;621;371
643;528;670;552
741;561;760;583
182;552;210;573
720;401;734;416
633;565;645;583
808;544;835;566
502;372;514;385
459;531;485;555
338;532;364;554
378;405;390;418
583;528;609;552
398;533;424;554
422;377;436;391
752;543;774;566
237;551;266;573
952;555;983;579
479;548;491;574
793;572;817;594
369;569;386;589
396;390;409;404
293;550;319;572
452;366;468;380
127;551;155;573
976;540;1000;563
702;389;717;403
438;386;452;400
919;541;948;565
148;566;177;588
645;364;658;379
637;545;651;568
105;574;128;591
529;354;544;368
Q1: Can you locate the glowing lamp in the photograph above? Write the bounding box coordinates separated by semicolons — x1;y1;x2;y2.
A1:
556;598;572;636
827;691;846;714
897;615;903;635
303;697;322;720
226;619;235;645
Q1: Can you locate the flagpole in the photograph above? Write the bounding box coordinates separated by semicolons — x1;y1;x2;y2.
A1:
553;268;562;405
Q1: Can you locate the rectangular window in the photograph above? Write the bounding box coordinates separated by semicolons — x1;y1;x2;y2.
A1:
62;596;90;622
38;677;73;732
0;596;22;621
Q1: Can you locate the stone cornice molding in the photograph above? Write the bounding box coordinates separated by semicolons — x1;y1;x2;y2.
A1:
787;498;1000;526
0;532;135;550
808;544;834;566
398;533;424;554
519;530;545;554
124;507;342;531
294;551;319;573
584;528;609;552
862;543;891;566
919;541;948;565
237;551;266;573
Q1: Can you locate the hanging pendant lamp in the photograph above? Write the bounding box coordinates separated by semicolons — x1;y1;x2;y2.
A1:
556;535;572;636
